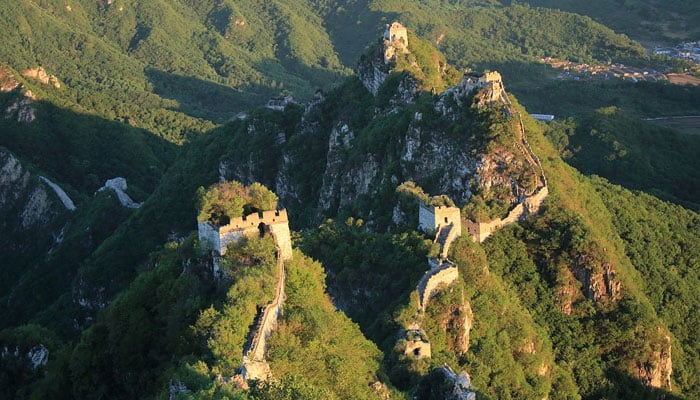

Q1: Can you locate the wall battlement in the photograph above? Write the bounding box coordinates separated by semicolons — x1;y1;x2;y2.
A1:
465;186;548;243
222;209;289;232
480;71;502;83
459;70;507;105
198;209;292;260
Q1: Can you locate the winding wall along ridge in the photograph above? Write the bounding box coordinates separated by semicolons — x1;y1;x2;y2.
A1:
244;242;286;361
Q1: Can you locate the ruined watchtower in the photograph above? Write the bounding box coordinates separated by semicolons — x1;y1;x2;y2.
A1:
460;70;506;105
198;209;293;261
402;327;432;360
384;22;408;47
418;202;462;237
383;21;409;64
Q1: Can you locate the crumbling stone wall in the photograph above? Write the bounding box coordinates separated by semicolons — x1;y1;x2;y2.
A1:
198;209;292;260
241;233;289;382
417;262;459;311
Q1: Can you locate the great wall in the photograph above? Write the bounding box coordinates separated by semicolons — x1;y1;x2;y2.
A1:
400;60;549;360
401;201;462;360
198;208;292;383
198;209;292;276
241;233;287;381
462;70;549;243
383;21;409;64
198;23;549;385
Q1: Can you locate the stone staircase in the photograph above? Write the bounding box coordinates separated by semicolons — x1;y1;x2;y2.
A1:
241;233;287;381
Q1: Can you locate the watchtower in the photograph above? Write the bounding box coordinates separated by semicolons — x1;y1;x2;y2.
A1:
384;22;408;48
418;203;462;237
383;21;409;64
198;209;293;261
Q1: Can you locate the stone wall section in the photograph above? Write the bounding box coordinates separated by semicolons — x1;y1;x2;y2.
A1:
464;103;550;243
241;231;289;382
198;209;292;260
242;245;286;380
417;262;459;312
197;209;292;382
465;186;549;243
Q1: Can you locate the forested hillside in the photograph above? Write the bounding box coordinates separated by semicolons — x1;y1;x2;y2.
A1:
1;1;699;399
517;0;700;44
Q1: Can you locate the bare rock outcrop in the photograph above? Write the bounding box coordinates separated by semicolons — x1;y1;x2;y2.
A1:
22;67;61;88
0;66;20;92
571;254;621;305
356;51;388;96
436;366;477;400
1;343;49;371
0;149;65;229
632;327;673;391
554;267;582;315
5;93;36;123
440;301;472;355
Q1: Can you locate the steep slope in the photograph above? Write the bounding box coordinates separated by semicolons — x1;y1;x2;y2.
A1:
0;0;349;141
0;148;70;298
544;108;700;210
208;31;686;397
0;146;139;332
518;0;700;43
0;0;653;143
216;33;540;227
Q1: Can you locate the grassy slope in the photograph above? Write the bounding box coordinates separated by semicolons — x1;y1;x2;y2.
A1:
0;0;350;142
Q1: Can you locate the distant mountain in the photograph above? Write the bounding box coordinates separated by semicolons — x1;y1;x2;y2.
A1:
518;0;700;44
0;0;648;142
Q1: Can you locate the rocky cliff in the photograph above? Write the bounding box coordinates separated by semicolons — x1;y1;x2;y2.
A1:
0;149;68;252
632;327;673;390
571;253;622;305
0;149;70;314
22;67;61;89
217;49;537;231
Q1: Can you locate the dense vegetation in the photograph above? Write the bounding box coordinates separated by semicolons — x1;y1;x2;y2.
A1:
517;0;700;43
196;181;279;224
2;2;700;399
544;107;700;210
0;0;662;145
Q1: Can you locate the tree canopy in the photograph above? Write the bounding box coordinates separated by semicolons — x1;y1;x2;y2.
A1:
196;181;279;224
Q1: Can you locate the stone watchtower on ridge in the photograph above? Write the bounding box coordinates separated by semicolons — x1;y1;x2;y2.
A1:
383;21;409;64
418;202;462;237
460;70;506;105
198;209;293;262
